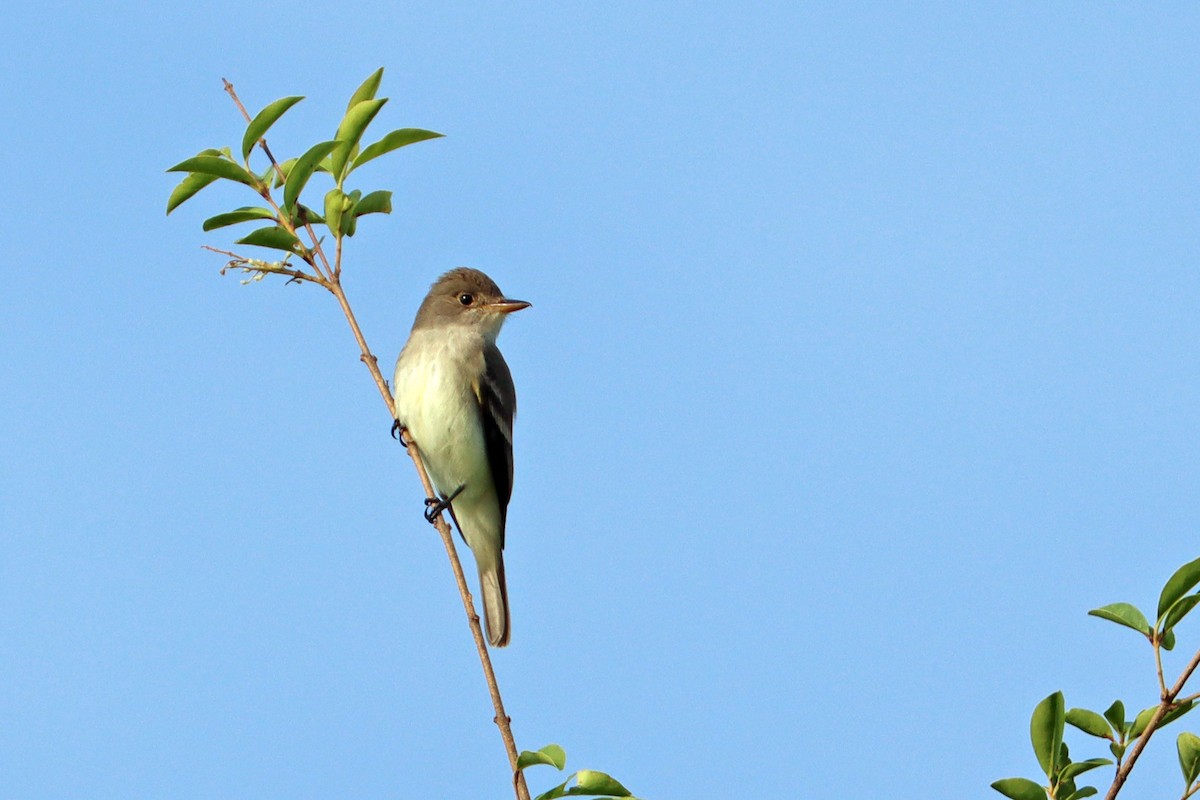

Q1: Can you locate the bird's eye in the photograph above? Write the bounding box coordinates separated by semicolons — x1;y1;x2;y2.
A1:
458;293;474;306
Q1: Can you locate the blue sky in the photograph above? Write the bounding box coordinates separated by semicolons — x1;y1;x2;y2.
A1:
2;3;1199;798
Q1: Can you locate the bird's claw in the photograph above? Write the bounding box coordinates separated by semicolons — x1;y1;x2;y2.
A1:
423;497;445;523
391;420;409;446
423;485;465;524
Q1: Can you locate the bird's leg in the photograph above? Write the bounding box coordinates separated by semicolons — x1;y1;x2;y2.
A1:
424;484;465;523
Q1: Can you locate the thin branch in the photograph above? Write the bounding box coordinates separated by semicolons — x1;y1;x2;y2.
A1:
1157;637;1169;698
325;281;396;413
1172;646;1200;705
203;246;326;287
302;218;336;277
223;78;287;184
1106;644;1200;800
400;429;531;800
222;78;331;283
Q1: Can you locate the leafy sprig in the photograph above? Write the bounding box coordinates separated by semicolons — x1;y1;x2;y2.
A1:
166;67;442;285
993;557;1200;800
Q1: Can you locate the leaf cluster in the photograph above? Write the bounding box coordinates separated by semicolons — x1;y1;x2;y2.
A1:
1089;557;1200;652
992;557;1200;800
518;744;640;800
166;68;442;267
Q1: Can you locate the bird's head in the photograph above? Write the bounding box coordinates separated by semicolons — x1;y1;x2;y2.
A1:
413;267;530;339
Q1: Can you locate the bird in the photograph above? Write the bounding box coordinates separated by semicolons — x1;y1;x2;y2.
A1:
392;268;529;647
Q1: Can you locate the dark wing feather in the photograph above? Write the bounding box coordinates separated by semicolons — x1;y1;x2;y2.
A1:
476;343;516;547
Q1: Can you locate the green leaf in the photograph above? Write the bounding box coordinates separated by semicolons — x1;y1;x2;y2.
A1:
346;67;384;112
273;157;297;188
1131;706;1158;738
324;188;347;237
283;140;340;212
1104;700;1126;735
235;225;301;253
335;189;357;234
202;206;277;231
241;95;304;161
352;128;444;172
1066;709;1112;739
1158;556;1200;621
1059;758;1112;781
568;770;631;797
1164;628;1177;651
1163;594;1200;635
533;777;574;800
518;744;567;771
990;778;1047;800
1088;603;1152;638
1179;731;1200;786
532;770;636;800
1163;700;1196;728
330;98;387;180
337;190;361;237
166;156;258;187
165;172;218;214
1032;692;1065;779
290;204;324;227
1062;788;1097;800
354;190;392;216
1110;742;1126;761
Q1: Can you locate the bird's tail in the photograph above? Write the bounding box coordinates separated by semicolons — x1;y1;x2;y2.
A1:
479;556;510;647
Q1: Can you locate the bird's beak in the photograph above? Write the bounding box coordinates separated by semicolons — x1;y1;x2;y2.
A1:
486;298;531;314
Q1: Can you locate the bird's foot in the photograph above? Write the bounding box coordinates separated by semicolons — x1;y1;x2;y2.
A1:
391;420;410;447
423;484;465;523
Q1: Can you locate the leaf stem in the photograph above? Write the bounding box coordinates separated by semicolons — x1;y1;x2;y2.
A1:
1157;637;1169;698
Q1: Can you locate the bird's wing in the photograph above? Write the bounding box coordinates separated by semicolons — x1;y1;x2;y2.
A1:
476;343;516;545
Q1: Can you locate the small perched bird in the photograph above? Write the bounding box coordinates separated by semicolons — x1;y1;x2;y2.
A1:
392;268;529;647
